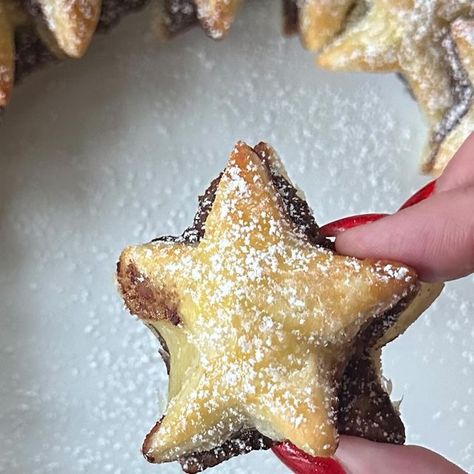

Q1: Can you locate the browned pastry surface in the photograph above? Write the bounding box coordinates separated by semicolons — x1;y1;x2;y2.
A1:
117;142;442;472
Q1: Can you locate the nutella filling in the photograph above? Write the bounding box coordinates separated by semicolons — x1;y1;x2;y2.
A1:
428;29;474;165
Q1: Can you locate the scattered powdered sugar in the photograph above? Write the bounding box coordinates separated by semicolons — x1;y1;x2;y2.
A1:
0;1;472;473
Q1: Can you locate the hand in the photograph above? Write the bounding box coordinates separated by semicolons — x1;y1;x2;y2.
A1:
335;132;474;282
332;134;474;474
336;436;466;474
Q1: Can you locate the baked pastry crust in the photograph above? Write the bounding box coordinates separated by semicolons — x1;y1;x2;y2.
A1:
306;0;473;174
195;0;242;38
26;0;102;58
117;142;442;472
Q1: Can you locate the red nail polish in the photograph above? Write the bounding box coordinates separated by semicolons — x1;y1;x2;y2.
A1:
319;213;388;237
272;442;346;474
398;179;436;210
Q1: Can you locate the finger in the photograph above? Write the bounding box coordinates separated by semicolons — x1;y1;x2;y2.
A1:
335;186;474;282
336;436;466;474
437;132;474;193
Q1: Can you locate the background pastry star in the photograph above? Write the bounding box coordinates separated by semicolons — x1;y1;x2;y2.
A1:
318;0;453;125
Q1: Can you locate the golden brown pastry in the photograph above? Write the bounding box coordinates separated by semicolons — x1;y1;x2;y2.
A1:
28;0;102;58
117;142;442;472
195;0;242;38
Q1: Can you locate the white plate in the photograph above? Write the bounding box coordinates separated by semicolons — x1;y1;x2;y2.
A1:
0;1;473;473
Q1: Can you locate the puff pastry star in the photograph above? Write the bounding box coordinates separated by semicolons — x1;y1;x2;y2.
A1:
117;142;441;471
318;1;454;125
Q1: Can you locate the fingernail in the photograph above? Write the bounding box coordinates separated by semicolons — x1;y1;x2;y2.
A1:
272;442;346;473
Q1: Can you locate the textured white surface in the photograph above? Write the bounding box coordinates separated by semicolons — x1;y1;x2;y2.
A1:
0;1;473;473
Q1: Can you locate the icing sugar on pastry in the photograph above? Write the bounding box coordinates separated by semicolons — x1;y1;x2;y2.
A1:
290;0;473;174
117;142;442;472
0;0;147;108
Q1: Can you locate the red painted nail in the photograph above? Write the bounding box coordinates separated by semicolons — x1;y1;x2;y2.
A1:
272;442;346;474
399;180;436;210
319;213;389;237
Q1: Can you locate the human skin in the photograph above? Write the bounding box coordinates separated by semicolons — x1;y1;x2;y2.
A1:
333;133;474;473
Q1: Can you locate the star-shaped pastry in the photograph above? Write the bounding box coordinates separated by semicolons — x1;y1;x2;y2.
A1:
195;0;242;38
159;0;242;39
117;142;442;472
317;0;454;125
425;17;474;175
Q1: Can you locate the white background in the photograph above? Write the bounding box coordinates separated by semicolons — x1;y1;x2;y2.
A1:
0;1;472;472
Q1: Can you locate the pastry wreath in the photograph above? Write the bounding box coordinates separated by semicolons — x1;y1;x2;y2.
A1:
1;0;472;175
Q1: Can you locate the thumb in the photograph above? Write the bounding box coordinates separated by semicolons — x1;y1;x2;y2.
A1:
336;436;466;474
335;186;474;282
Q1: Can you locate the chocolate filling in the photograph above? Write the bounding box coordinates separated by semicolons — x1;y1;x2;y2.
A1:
283;0;299;36
139;144;411;472
118;262;182;325
337;353;405;444
162;0;198;39
180;430;273;474
14;28;56;83
428;29;474;165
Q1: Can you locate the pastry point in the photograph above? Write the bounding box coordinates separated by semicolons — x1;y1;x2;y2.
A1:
29;0;102;58
195;0;242;39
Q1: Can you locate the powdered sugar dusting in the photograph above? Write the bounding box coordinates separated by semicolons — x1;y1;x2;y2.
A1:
36;0;101;57
0;1;471;472
120;143;417;463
